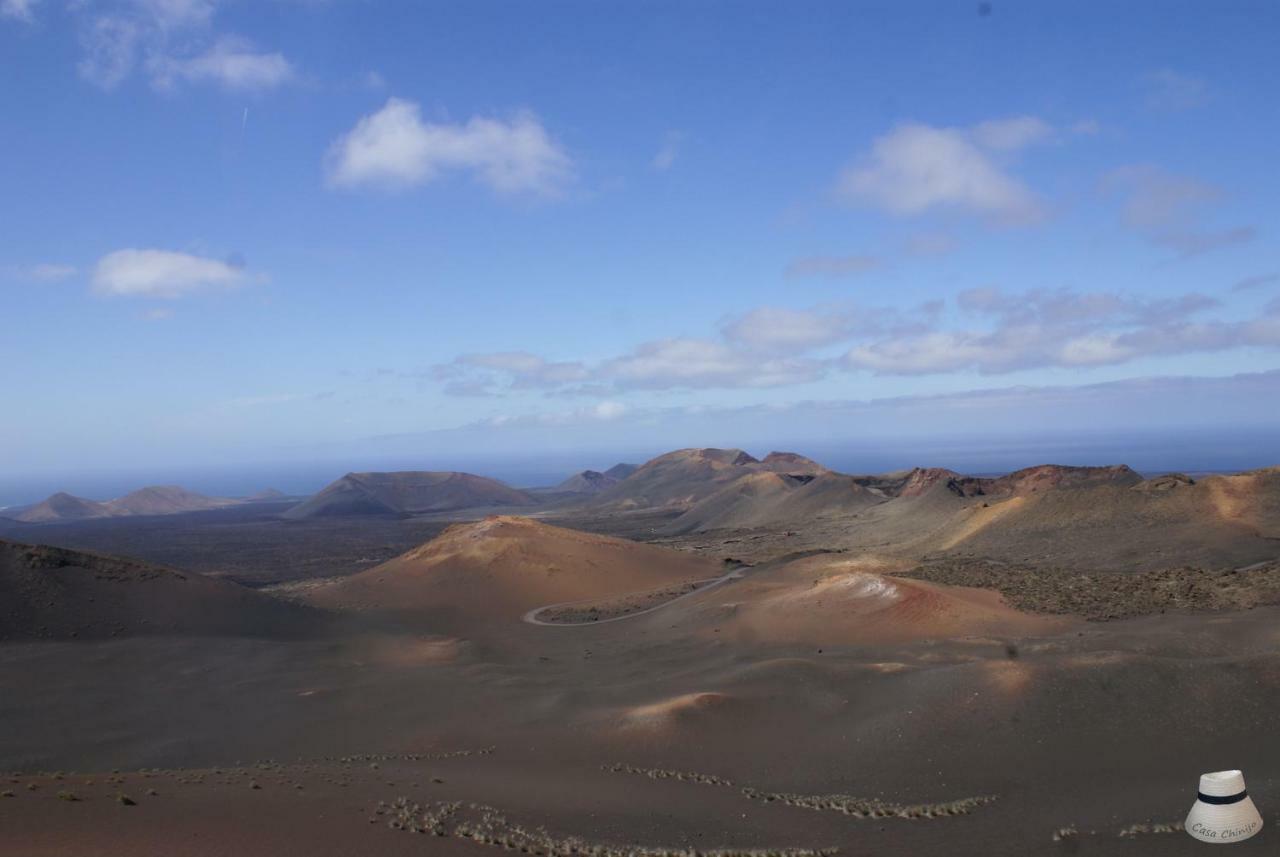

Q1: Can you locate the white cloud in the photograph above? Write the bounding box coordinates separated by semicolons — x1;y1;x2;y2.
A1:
1;0;39;23
784;254;880;279
652;131;683;172
843;287;1280;376
91;248;247;298
136;0;215;29
149;36;294;91
73;1;295;91
430;288;1280;394
1107;165;1255;258
603;338;825;390
592;401;627;420
1143;68;1210;111
837;121;1045;224
79;16;143;89
721;306;862;352
326;98;573;197
968;116;1053;151
438;351;590;393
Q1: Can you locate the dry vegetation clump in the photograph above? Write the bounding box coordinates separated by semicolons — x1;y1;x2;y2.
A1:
537;580;712;624
739;787;996;819
327;747;495;764
379;797;837;856
1118;820;1184;837
903;559;1280;620
602;763;733;787
56;790;79;802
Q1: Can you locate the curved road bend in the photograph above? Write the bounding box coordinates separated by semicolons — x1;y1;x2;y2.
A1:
522;567;746;627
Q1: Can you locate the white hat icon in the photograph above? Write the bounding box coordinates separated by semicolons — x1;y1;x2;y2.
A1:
1186;770;1263;844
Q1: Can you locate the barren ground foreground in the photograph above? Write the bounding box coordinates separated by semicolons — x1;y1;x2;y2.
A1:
3;457;1280;856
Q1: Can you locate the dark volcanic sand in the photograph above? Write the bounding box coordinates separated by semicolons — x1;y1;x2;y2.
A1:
0;502;455;585
3;504;1279;855
3;585;1280;855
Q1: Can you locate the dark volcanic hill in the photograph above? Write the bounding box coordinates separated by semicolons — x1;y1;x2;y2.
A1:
283;471;536;519
16;485;242;523
556;470;620;494
15;492;112;524
603;462;638;480
0;540;324;640
591;448;769;510
758;451;829;475
663;470;881;535
589;447;841;515
107;485;238;516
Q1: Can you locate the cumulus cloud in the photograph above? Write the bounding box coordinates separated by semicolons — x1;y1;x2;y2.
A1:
149;36;294;91
1;0;39;23
784;254;880;279
721;306;866;353
79;15;143;88
431;287;1280;395
1107;165;1255;258
1143;68;1210;111
836;118;1049;224
326;98;573;197
603;338;825;390
74;0;294;91
968;116;1053;151
91;248;248;298
436;351;590;395
844;287;1280;375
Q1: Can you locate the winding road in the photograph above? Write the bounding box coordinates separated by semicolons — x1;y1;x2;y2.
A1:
521;567;746;627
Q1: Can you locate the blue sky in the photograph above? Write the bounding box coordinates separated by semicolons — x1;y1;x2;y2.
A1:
2;0;1278;494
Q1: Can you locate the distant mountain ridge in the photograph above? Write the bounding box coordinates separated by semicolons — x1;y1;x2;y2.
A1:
554;462;640;494
14;485;239;524
282;471;535;519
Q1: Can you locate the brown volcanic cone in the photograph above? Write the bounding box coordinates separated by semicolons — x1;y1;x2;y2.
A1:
14;492;113;523
106;485;237;516
666;553;1071;645
590;448;763;510
0;540;324;640
555;470;621;494
663;471;881;535
308;516;721;622
923;465;1280;569
759;451;829;475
